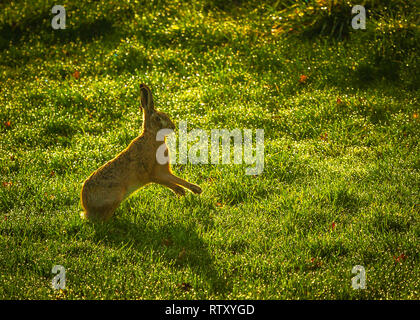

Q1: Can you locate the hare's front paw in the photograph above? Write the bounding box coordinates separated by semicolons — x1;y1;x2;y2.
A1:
190;185;202;194
173;186;186;196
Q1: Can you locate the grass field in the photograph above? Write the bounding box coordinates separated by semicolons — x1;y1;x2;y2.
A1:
0;0;419;299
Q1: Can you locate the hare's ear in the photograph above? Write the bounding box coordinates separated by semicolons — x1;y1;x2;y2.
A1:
140;83;154;113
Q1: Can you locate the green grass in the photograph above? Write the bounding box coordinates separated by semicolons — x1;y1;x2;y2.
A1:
0;0;419;299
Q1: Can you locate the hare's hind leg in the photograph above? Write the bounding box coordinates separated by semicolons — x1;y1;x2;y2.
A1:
81;184;125;221
81;200;121;221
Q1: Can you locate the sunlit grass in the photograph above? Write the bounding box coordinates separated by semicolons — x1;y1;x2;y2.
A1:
0;0;418;299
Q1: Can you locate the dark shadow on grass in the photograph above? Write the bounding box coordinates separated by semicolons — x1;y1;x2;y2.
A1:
0;16;115;52
52;18;115;43
91;216;230;295
327;186;362;214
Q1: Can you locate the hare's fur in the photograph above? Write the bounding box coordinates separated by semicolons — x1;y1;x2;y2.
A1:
80;84;202;221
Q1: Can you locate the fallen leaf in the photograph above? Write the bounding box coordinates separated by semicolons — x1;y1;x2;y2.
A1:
299;75;308;83
309;257;322;269
394;253;407;263
178;282;192;291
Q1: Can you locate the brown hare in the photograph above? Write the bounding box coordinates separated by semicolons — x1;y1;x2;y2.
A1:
80;83;202;221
